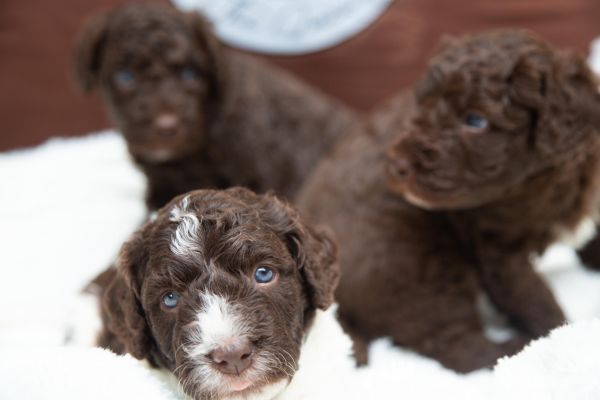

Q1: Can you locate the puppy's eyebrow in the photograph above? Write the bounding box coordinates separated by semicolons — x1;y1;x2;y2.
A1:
170;195;202;259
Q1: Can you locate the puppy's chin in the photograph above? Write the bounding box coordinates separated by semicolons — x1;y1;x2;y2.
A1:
400;190;437;210
189;372;288;400
181;356;291;400
124;128;203;164
386;173;476;211
129;142;199;164
385;168;437;210
135;148;179;163
400;187;492;211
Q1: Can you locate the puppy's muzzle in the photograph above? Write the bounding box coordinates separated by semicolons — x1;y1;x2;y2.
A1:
208;338;254;375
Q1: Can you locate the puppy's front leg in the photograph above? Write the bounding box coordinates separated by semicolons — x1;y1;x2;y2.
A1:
476;248;565;338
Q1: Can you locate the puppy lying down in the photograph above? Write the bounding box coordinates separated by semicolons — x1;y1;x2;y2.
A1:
95;188;350;400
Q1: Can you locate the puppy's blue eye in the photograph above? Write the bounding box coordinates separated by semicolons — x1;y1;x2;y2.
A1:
464;113;488;130
254;267;275;284
181;67;198;82
114;69;135;87
162;291;180;308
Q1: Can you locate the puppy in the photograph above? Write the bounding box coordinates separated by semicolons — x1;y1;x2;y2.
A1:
98;188;341;399
298;30;600;372
75;4;357;209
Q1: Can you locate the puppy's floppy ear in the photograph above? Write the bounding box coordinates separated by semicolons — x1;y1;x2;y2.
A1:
74;13;109;92
554;50;600;125
288;224;340;311
259;194;340;309
101;229;155;362
507;48;553;109
510;46;600;158
438;34;459;52
416;35;460;101
183;11;227;100
415;65;443;101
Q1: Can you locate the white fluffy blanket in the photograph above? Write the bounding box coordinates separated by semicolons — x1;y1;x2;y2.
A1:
2;132;600;399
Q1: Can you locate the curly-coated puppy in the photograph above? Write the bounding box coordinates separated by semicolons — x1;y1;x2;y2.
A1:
75;4;357;209
298;30;600;373
98;188;340;399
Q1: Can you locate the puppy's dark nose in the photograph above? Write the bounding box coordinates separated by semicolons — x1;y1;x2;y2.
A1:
209;339;254;375
154;113;180;137
389;157;412;179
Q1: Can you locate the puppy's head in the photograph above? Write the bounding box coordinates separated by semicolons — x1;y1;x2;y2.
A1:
101;188;339;399
386;30;600;210
75;4;224;163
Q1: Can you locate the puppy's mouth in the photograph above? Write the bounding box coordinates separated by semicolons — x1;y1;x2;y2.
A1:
219;372;256;395
124;122;202;163
385;160;432;206
136;148;179;163
128;136;198;163
216;370;288;400
385;162;464;210
221;379;288;400
224;376;252;392
180;350;292;400
400;190;437;210
388;176;487;210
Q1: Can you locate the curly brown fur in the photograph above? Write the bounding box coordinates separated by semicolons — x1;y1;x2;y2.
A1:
298;30;600;373
97;187;339;399
75;3;357;210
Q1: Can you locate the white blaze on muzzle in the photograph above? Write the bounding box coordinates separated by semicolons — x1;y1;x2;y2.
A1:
186;292;249;359
183;292;273;397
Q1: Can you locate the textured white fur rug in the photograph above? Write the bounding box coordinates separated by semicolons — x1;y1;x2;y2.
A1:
2;132;600;399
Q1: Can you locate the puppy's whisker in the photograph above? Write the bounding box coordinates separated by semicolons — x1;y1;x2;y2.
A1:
275;353;295;374
272;353;295;379
279;348;298;370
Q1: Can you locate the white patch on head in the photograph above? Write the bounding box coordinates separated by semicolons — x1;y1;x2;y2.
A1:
169;195;202;258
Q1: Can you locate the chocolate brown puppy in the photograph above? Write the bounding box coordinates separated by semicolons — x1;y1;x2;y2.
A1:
98;187;339;399
298;30;600;372
75;3;357;209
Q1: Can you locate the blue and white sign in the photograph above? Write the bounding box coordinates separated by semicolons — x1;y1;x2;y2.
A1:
172;0;392;55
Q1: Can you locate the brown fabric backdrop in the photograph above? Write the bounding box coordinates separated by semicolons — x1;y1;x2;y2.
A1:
1;0;599;151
